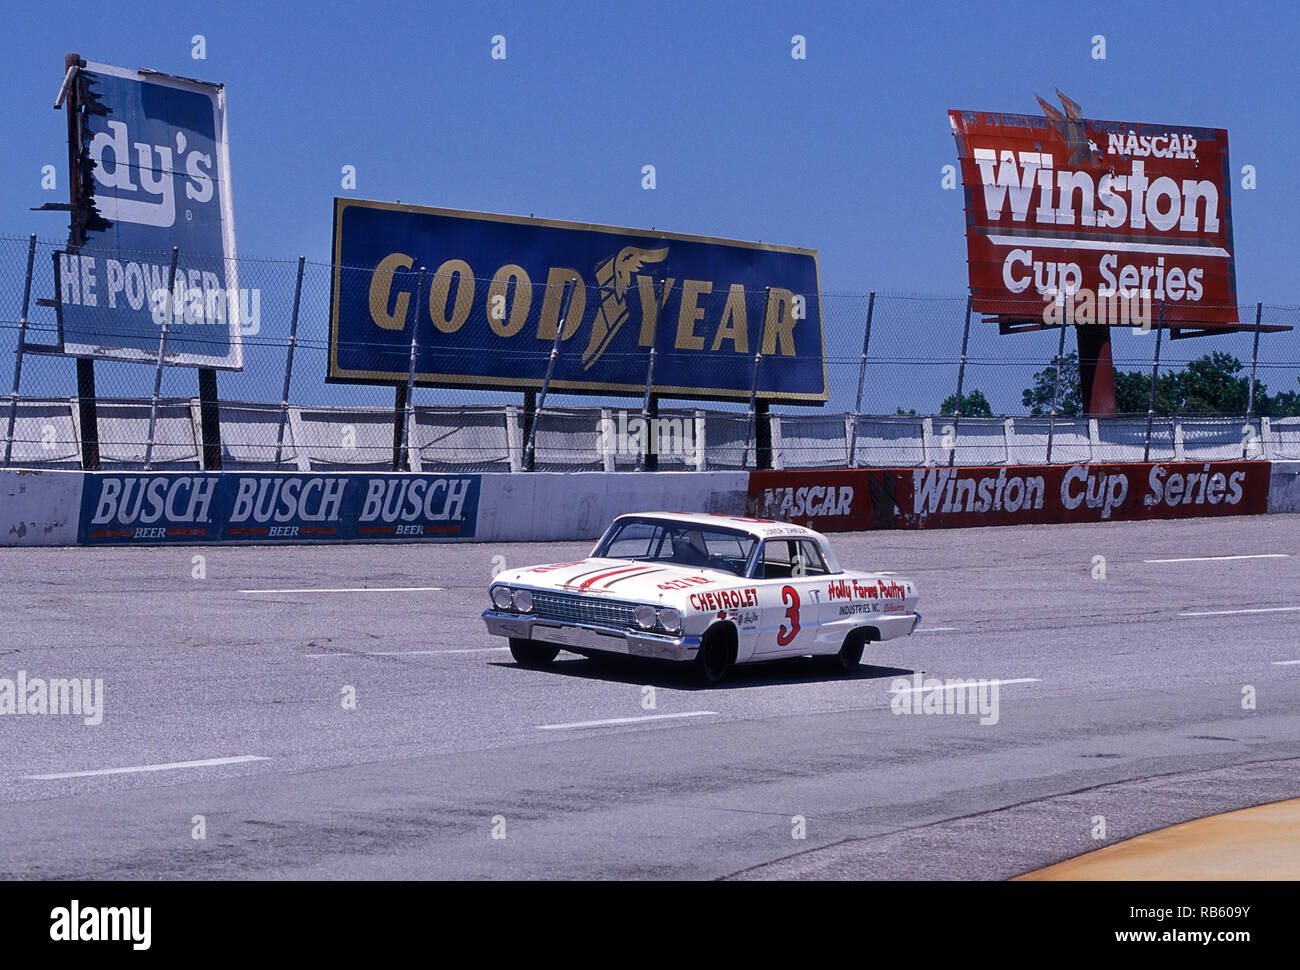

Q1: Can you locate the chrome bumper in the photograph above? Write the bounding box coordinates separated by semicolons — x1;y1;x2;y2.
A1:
482;610;701;662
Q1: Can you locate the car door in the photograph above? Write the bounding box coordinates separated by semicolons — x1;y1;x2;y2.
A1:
753;538;830;656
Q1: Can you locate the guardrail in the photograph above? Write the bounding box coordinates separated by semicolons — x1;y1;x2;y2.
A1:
2;398;1297;471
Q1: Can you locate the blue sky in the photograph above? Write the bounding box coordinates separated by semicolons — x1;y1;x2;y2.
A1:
0;0;1296;412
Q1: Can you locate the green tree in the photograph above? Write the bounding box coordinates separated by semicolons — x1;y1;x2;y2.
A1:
1261;382;1300;416
1022;352;1083;417
1113;368;1160;414
938;388;993;417
1023;351;1298;416
1163;352;1252;413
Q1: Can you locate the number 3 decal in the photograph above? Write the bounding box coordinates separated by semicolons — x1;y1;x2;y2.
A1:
777;585;801;646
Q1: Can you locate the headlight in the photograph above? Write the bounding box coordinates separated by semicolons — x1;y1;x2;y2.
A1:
633;605;657;629
513;588;533;613
658;607;682;633
491;585;513;610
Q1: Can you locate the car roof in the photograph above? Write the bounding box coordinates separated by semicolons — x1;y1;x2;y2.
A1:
612;511;826;542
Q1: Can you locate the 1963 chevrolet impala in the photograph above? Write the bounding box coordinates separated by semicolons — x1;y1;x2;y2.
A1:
482;512;920;683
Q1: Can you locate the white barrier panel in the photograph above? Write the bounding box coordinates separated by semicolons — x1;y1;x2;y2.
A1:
476;472;750;542
1269;462;1300;514
1;470;84;546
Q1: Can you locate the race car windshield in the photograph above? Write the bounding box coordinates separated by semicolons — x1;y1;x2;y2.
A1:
594;518;757;576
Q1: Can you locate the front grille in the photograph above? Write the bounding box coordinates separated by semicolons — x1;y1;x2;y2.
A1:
528;590;637;630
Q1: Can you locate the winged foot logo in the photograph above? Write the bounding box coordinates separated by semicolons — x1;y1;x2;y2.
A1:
583;246;669;369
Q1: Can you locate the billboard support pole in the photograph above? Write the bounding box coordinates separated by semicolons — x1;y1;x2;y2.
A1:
645;395;660;472
197;369;221;469
394;266;425;472
847;290;875;467
949;296;972;468
1244;301;1263;458
524;278;575;473
144;246;180;471
76;360;99;470
1142;302;1166;463
3;234;38;467
275;256;305;467
61;53;102;470
521;391;536;472
636;331;658;473
1045;320;1068;463
756;400;771;470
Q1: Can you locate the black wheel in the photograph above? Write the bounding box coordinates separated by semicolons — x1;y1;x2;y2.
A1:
817;631;867;675
694;627;733;685
509;637;560;668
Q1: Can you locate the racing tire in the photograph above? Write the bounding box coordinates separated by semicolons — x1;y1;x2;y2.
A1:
817;631;867;675
509;637;560;668
694;627;733;685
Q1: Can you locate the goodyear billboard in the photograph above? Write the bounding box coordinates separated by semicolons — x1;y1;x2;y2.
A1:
56;61;242;368
329;200;826;403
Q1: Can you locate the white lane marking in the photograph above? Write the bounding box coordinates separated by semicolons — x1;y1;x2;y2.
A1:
305;647;508;658
240;586;445;594
537;711;718;731
916;627;958;634
1144;554;1289;564
1179;606;1300;617
889;677;1040;694
25;755;269;781
1272;660;1300;666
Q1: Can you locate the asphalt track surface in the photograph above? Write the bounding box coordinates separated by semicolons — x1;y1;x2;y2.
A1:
1;514;1298;880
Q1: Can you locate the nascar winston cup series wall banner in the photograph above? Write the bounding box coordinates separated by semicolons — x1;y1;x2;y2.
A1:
54;60;242;368
328;199;827;403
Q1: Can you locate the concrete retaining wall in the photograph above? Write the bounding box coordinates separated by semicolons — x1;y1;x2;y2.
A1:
0;465;1294;547
1268;461;1300;514
1;470;83;546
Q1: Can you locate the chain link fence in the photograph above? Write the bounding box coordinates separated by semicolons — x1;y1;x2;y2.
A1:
2;233;1298;472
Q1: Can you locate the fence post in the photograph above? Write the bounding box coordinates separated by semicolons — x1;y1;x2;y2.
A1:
3;235;37;467
847;290;875;467
1045;318;1068;463
274;256;305;466
144;246;180;470
523;278;575;471
1244;301;1263;458
741;288;769;470
395;266;425;471
1142;301;1166;462
948;295;972;468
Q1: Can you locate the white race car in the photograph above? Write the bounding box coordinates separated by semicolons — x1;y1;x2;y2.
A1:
482;512;920;683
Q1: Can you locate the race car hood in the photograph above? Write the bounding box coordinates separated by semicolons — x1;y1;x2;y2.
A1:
494;558;734;600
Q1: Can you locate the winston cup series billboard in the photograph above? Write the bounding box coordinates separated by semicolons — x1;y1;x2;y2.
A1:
328;200;827;403
949;104;1237;328
55;61;242;368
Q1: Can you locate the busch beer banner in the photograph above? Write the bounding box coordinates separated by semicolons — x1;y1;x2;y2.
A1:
749;462;1269;531
949;107;1237;327
329;199;826;403
78;473;479;544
